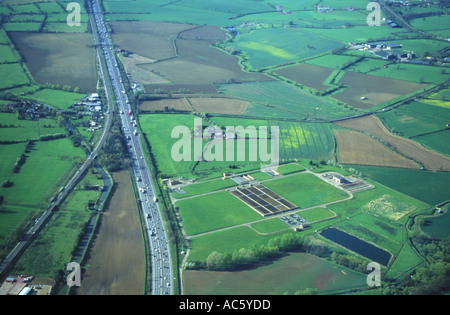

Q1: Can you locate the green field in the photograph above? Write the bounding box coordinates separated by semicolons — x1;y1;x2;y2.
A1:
0;112;66;142
422;204;450;239
10;170;101;279
345;165;449;206
0;138;85;204
300;25;408;45
177;172;349;245
412;129;450;156
0;137;86;258
298;207;335;222
224;27;343;70
139;114;196;176
176;191;262;235
263;173;349;209
368;63;449;85
377;101;450;138
324;178;430;277
183;252;368;295
24;88;86;110
409;14;450;35
0;63;30;89
276;121;336;161
218;81;359;121
171;178;237;199
0;44;20;63
2;0;449;295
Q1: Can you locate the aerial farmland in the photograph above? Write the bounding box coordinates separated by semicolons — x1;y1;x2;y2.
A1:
0;0;449;299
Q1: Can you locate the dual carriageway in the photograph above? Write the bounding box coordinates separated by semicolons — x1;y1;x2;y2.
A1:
89;0;173;295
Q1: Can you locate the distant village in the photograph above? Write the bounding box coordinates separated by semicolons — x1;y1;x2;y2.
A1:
68;92;106;133
0;275;53;295
0;92;107;139
349;40;450;64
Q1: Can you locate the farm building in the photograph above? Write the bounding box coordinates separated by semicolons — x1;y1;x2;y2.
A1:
332;174;347;184
365;41;386;49
385;43;402;50
18;287;32;295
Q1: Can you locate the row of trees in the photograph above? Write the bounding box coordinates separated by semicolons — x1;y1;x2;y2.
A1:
187;230;450;294
384;235;450;295
97;116;130;172
186;232;369;273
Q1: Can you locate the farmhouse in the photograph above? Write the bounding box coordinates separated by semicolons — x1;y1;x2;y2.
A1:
332;174;347;184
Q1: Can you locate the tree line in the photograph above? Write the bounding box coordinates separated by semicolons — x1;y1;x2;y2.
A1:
185;232;369;274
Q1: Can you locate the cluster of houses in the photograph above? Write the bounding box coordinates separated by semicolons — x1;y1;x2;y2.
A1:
317;5;331;13
194;125;237;140
0;275;53;295
67;93;105;131
12;100;53;120
75;93;103;112
350;41;419;62
385;0;436;7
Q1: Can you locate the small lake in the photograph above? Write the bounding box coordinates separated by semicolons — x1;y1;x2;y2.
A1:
320;228;392;266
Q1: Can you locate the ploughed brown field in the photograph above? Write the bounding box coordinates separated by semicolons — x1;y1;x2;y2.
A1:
74;171;145;295
334;129;420;169
140;97;191;112
10;32;98;93
188;97;250;114
335;115;450;171
332;72;427;109
110;21;272;94
274;63;335;91
140;96;250;114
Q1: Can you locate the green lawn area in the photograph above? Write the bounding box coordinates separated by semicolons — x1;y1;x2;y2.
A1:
187;226;282;261
140;114;197;176
250;217;289;234
176;190;262;235
297;207;335;222
11;193;94;278
263;173;349;209
347;165;450;206
25;88;86;110
0;63;30;89
0;142;26;176
0;138;85;204
327;177;430;223
172;178;237;199
218;80;357;121
377;101;450;138
368;63;448;85
226;27;343;70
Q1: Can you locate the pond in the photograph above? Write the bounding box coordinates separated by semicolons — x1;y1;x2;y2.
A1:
320;228;392;266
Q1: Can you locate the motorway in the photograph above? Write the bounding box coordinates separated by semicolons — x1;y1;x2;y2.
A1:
89;0;173;295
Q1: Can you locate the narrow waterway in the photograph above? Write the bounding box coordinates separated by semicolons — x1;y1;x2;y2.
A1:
320;228;392;266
